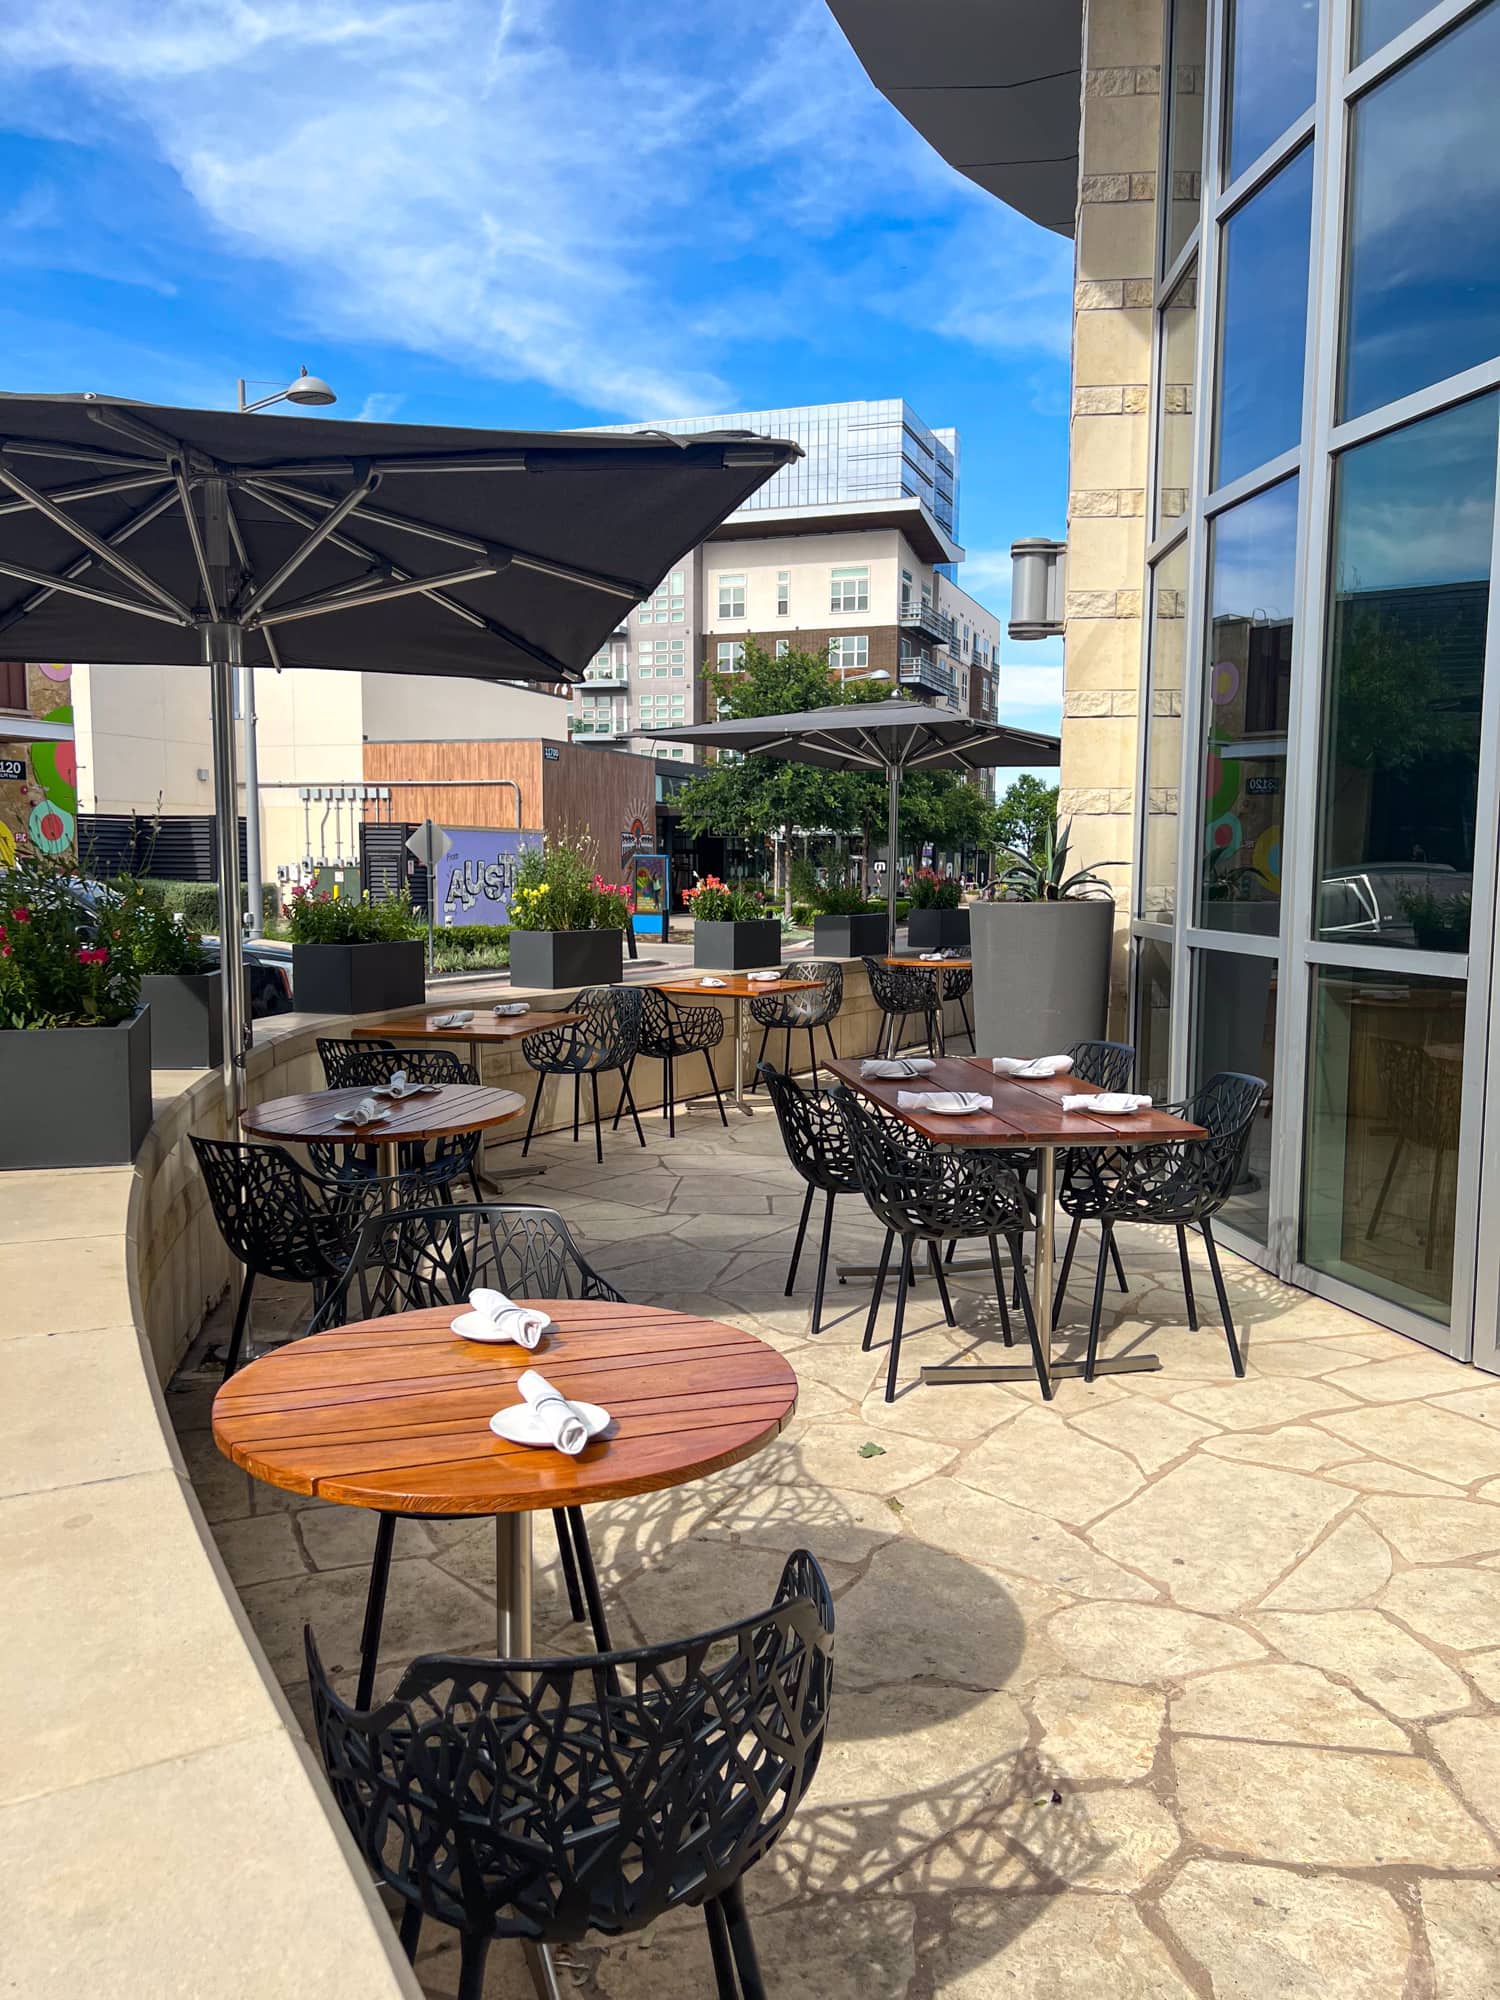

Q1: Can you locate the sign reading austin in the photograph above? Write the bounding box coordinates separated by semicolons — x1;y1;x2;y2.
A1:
436;828;541;927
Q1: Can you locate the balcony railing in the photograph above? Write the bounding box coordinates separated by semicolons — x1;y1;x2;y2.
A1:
899;599;956;647
898;651;957;698
582;661;630;685
568;717;625;737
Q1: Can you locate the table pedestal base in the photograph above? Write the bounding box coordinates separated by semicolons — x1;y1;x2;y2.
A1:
493;1513;562;2000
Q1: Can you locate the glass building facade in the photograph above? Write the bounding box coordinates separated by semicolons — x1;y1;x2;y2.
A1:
1134;0;1500;1364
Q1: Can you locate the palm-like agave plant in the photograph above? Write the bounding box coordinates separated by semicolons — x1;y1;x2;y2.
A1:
997;818;1121;902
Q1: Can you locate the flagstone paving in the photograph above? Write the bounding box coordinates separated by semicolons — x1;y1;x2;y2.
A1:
169;1109;1500;1998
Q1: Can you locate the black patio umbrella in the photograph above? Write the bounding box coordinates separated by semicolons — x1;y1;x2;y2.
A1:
636;700;1060;943
0;393;798;1106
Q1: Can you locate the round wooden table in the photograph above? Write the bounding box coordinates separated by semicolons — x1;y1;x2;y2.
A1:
241;1081;525;1183
212;1299;798;1682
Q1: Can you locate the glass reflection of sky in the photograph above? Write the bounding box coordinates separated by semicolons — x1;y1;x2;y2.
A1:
1356;0;1434;61
1212;477;1299;623
1343;3;1500;419
1216;147;1313;488
1226;0;1318;180
1334;395;1498;596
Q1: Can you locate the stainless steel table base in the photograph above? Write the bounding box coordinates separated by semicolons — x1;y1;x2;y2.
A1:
493;1513;562;2000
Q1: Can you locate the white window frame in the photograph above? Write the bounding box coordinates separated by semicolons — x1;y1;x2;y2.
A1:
830;565;870;613
716;574;746;620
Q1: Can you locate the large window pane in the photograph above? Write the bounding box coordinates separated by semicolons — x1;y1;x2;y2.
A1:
1225;0;1319;182
1143;544;1187;921
1193;948;1277;1242
1316;395;1494;952
1342;3;1500;420
1303;969;1465;1321
1156;263;1197;534
1198;477;1297;936
1134;937;1174;1101
1166;0;1208;266
1215;146;1313;488
1355;0;1432;63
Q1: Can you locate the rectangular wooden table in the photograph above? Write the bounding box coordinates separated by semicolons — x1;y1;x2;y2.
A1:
649;975;825;1111
826;1054;1207;1385
346;1007;583;1184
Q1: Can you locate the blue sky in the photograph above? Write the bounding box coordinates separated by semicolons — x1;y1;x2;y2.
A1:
0;0;1069;733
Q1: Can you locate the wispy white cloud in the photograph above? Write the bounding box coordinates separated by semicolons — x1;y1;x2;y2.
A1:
0;0;1072;414
355;391;405;424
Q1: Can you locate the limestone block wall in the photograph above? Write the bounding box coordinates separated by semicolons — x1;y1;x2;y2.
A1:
1062;0;1164;1025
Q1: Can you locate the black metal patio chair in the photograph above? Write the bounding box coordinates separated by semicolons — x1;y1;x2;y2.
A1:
862;956;940;1059
312;1201;625;1682
306;1549;834;2000
1054;1069;1267;1380
759;1062;862;1335
627;986;728;1139
942;966;975;1053
749;960;844;1087
310;1038;484;1201
189;1135;406;1378
830;1085;1048;1401
519;985;645;1165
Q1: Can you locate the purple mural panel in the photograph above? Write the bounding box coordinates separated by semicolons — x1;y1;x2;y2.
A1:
436;828;542;928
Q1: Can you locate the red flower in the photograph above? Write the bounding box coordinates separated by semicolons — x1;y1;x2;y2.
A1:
11;906;30;922
76;946;109;966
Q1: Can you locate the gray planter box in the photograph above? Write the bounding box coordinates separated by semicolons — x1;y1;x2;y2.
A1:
970;900;1115;1059
0;1007;152;1169
291;940;426;1015
693;919;782;970
141;970;239;1069
508;928;623;992
906;906;970;952
813;912;889;959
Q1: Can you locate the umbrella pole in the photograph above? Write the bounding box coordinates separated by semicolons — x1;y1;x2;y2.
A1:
205;617;248;1128
885;760;901;952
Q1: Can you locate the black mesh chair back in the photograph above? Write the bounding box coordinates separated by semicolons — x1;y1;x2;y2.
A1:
1067;1039;1135;1092
829;1085;1047;1399
305;1550;834;1998
316;1201;623;1329
862;955;939;1059
318;1039;476;1090
520;987;646;1162
759;1063;860;1334
635;988;727;1137
749;961;844;1090
941;965;975;1051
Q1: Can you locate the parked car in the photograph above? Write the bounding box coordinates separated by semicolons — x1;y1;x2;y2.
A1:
202;935;294;1018
1318;864;1470;947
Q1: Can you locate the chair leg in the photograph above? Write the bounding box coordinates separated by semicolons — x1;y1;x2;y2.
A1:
884;1237;912;1402
590;1070;604;1165
786;1184;815;1295
811;1191;836;1335
928;1240;957;1325
705;1899;740;2000
665;1050;676;1140
1011;1251;1053;1400
824;1022;839;1065
1052;1215;1081;1327
1366;1132;1405;1238
612;1057;634;1130
987;1234;1015;1347
704;1046;729;1126
750;1023;771;1091
959;994;975;1052
398;1902;423;1965
567;1505;613;1653
221;1267;257;1378
552;1506;586;1623
1200;1218;1245;1377
1424;1142;1447;1272
1084;1221;1114;1382
620;1069;647;1147
721;1879;766;2000
784;1026;793;1079
808;1026;818;1088
863;1229;894;1351
1109;1234;1130;1293
356;1511;397;1710
1176;1223;1199;1331
457;1932;491;2000
520;1072;545;1156
572;1071;581;1144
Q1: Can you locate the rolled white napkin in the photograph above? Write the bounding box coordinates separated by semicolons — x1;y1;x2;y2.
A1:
346;1093;382;1125
699;976;727;987
861;1056;937;1079
468;1287;550;1349
1062;1091;1153;1115
493;1001;529;1016
747;968;780;982
451;1009;474;1025
517;1368;589;1455
919;951;944;962
896;1089;992;1115
388;1068;409;1095
992;1055;1075;1079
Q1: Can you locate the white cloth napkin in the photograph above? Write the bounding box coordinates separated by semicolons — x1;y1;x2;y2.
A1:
342;1093;382;1126
747;968;780;982
468;1287;550;1349
388;1068;409;1095
861;1056;937;1079
517;1368;589;1455
1061;1091;1153;1114
896;1089;992;1115
699;976;727;987
493;1001;529;1016
992;1054;1075;1079
918;951;945;962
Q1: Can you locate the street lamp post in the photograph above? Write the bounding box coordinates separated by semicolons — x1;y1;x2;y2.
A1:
233;369;337;935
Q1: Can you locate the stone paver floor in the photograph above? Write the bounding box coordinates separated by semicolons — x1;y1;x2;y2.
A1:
169;1108;1500;1998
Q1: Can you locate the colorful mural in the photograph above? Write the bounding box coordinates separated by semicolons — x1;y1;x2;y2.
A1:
0;663;76;865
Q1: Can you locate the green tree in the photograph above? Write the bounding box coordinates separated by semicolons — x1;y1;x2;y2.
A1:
992;773;1059;865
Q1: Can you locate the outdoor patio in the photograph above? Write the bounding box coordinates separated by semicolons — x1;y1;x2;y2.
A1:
171;1106;1500;2000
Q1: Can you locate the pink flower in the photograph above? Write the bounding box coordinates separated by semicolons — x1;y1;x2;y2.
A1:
11;906;30;922
77;946;109;966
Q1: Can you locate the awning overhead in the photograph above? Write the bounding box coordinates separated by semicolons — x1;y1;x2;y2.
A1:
638;700;1060;774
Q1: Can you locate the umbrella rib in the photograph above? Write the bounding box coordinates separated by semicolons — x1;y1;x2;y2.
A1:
173;464;219;622
248;477;488;559
0;460;193;621
236;468;380;619
252;562;497;627
0;483;184;638
0;438;168;474
89;404;220;477
0;470;173;520
0;556;190;627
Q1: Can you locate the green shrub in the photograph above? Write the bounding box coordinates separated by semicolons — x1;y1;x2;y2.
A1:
0;856;141;1029
137;878;280;930
510;839;631;932
111;878;212;975
683;875;772;923
909;868;962;910
431;924;511;971
286;886;424;943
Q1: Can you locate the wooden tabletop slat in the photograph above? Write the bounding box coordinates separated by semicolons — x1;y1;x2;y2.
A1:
824;1054;1206;1147
212;1300;797;1514
353;1009;583;1042
650;975;824;998
241;1082;526;1145
881;957;973;971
